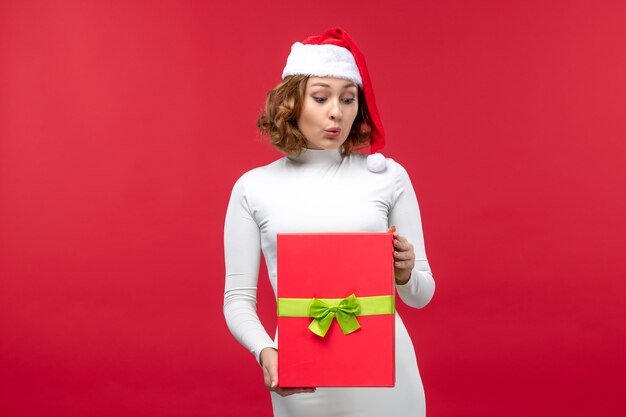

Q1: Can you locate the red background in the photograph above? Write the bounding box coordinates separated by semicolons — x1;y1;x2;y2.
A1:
1;1;625;416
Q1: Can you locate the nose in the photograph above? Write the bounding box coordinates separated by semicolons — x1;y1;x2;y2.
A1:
329;99;343;120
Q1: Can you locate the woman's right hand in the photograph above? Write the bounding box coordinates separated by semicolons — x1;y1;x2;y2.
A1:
259;347;316;397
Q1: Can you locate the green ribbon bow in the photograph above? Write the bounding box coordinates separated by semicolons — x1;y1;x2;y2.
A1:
278;294;395;337
308;294;361;336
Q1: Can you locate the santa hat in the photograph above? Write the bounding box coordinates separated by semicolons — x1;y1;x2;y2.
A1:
282;27;387;172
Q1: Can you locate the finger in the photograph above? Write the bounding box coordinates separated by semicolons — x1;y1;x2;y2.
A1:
393;250;414;261
394;260;415;269
268;366;278;389
387;225;396;234
391;230;413;254
392;233;408;243
274;387;316;397
393;241;410;253
263;366;272;389
392;229;408;238
393;238;413;252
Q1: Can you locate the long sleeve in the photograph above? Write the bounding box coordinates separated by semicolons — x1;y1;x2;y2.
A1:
223;176;277;364
389;161;436;308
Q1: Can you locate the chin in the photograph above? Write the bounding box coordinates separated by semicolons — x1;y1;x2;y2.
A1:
305;135;349;150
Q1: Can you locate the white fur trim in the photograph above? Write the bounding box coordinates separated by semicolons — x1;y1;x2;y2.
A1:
282;43;363;86
366;153;386;172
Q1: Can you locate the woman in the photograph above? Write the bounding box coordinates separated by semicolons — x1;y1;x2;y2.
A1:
223;27;435;417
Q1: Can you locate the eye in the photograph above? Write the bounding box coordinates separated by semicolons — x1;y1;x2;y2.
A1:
312;96;327;103
342;97;356;104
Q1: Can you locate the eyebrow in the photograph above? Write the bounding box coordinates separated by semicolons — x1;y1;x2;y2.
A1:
311;82;357;89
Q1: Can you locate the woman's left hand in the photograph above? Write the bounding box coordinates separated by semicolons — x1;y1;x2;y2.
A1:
389;227;415;285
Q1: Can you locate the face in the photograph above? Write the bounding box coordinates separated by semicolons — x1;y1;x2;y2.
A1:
297;77;359;150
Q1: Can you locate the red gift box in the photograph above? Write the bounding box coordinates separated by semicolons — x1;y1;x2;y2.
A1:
277;233;395;387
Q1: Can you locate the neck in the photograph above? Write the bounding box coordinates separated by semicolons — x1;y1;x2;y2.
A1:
286;147;344;165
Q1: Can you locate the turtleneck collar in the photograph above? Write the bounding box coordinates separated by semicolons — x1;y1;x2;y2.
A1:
286;148;344;165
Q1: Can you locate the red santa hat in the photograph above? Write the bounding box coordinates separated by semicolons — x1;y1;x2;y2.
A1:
282;27;387;172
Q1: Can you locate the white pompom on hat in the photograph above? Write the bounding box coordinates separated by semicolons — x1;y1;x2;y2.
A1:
282;27;387;172
366;153;386;173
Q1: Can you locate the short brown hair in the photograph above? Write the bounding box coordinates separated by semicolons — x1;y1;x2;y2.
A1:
257;75;372;156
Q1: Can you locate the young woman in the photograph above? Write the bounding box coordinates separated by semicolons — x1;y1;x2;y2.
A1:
223;27;435;417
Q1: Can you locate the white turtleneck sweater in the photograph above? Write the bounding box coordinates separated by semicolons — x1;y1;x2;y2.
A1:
223;148;435;364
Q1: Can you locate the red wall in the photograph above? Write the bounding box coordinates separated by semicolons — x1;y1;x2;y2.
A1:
1;1;625;416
